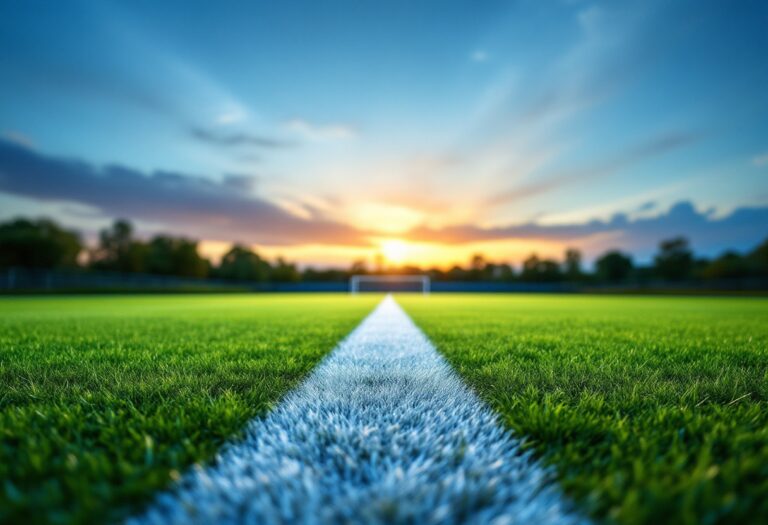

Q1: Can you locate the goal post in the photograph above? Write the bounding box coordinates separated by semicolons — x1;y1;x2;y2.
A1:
350;275;430;294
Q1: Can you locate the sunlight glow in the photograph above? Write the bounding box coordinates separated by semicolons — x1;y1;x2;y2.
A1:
380;239;409;264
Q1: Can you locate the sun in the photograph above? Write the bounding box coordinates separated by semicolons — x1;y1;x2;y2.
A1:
380;239;409;264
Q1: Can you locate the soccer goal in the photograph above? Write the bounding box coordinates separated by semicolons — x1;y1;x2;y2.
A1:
350;275;430;294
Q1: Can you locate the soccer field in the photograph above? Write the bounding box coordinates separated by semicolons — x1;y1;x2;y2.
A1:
0;294;380;524
1;293;767;524
398;294;768;525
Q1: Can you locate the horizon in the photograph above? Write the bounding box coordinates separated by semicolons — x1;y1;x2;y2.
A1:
1;0;767;269
3;212;767;274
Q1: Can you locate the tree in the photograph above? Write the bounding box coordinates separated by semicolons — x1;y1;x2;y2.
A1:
702;251;749;280
400;265;423;275
0;218;82;269
145;236;209;278
492;263;515;281
470;254;485;271
446;265;467;280
654;237;693;281
426;267;447;281
521;254;540;281
90;219;147;273
747;238;768;277
468;254;487;280
539;260;562;281
90;221;211;278
521;254;562;282
349;259;368;275
271;257;300;282
595;250;633;282
302;267;346;281
563;248;583;281
217;245;271;281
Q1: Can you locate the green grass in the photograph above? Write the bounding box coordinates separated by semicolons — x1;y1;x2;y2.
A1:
398;294;768;525
0;294;379;525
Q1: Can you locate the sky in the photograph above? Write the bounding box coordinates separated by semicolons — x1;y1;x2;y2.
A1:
0;0;767;269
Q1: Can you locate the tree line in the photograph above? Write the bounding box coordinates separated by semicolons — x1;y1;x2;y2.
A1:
0;218;302;283
417;237;767;284
0;217;766;284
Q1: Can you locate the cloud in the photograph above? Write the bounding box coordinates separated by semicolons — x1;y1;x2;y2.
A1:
0;138;367;246
753;152;768;167
1;130;34;148
221;173;259;192
404;0;668;226
215;108;248;125
0;137;764;260
284;119;357;142
502;4;627;132
190;127;294;149
404;201;768;260
636;200;657;212
487;131;699;207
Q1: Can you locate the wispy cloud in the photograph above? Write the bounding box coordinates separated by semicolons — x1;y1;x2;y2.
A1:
1;130;34;149
636;200;657;212
284;119;357;142
504;4;628;132
0;138;365;246
404;201;768;259
381;0;664;227
190;127;294;149
486;131;699;207
221;173;259;192
215;108;248;125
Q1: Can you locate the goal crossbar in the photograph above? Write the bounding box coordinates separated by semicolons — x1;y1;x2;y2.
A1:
350;275;430;294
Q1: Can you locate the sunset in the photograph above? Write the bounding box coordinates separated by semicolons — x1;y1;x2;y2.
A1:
1;2;767;525
1;1;766;269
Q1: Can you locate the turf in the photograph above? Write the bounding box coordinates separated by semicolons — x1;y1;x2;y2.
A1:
0;294;380;525
131;296;584;525
397;294;768;525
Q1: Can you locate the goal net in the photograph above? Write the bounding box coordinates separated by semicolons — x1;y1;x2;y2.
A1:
350;275;430;294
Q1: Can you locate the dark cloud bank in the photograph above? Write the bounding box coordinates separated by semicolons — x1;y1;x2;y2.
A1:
0;138;364;246
406;203;768;260
0;137;765;258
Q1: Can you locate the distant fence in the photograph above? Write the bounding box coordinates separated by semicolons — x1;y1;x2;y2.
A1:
400;280;766;293
0;268;348;293
0;267;257;292
1;267;767;294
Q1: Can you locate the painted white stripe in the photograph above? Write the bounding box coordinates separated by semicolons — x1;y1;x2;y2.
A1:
129;296;587;525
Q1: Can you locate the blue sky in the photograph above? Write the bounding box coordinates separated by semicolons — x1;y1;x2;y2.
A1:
0;0;766;266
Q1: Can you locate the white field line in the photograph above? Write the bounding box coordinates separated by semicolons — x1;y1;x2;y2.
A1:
129;296;587;525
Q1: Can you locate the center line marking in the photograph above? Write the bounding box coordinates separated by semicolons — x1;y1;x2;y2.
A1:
130;295;587;524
